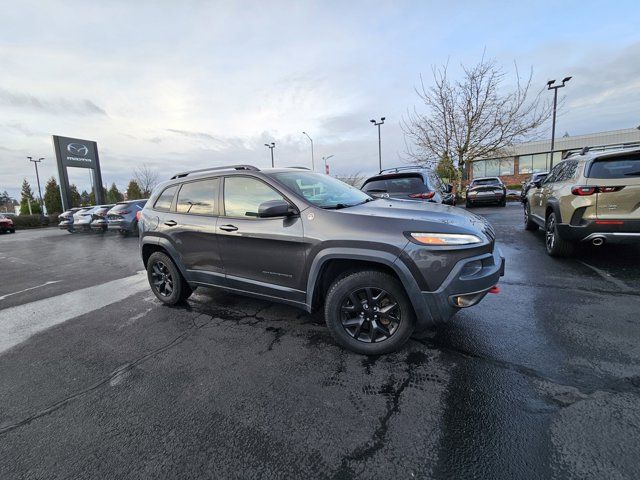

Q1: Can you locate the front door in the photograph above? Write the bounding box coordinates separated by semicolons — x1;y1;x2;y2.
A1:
217;175;306;304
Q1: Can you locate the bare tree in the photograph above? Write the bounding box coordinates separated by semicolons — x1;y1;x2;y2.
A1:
134;164;160;197
335;172;366;188
403;57;551;190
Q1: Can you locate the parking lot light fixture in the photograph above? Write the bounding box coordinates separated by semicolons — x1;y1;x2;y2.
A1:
302;132;315;171
27;156;45;214
547;77;571;169
370;117;385;172
322;155;334;175
264;142;276;168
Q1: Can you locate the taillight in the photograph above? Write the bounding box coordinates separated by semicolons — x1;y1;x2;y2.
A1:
136;211;142;221
118;210;131;215
409;191;436;199
572;185;624;195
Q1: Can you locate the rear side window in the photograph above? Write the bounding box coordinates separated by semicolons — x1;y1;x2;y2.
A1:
587;155;640;178
111;203;130;212
224;176;285;217
154;185;178;211
176;178;219;215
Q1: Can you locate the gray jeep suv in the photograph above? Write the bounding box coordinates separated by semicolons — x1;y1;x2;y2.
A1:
139;165;504;355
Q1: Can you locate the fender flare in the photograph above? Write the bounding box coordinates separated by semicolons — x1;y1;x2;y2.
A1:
545;198;563;223
141;236;191;281
305;248;431;322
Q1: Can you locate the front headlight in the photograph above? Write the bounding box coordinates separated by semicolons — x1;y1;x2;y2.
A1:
410;232;482;245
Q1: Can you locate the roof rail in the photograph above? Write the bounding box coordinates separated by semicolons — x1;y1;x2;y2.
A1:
170;165;259;179
379;165;425;174
580;146;590;155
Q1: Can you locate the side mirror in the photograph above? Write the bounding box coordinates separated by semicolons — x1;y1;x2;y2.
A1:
258;199;295;218
444;183;453;193
533;180;542;188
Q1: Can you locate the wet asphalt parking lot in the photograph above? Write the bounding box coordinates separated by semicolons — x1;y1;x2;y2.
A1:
1;203;639;480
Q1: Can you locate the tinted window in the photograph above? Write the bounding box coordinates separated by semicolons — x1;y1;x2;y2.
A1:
111;203;130;212
224;177;285;217
176;179;218;215
362;179;388;192
386;176;426;194
587;155;640;178
154;185;178;211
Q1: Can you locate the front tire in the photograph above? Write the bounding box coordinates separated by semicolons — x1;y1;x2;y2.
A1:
324;270;415;355
524;203;537;231
545;212;574;257
147;252;193;305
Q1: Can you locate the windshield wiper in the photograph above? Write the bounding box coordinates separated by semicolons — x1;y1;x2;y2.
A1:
623;170;640;176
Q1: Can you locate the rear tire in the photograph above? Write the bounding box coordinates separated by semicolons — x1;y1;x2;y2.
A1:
466;201;473;209
499;198;507;207
523;203;537;231
324;270;415;355
147;252;193;305
9;229;15;234
545;212;574;257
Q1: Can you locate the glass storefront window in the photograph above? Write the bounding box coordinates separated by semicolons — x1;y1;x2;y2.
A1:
518;155;533;174
499;158;514;175
473;161;485;178
532;153;548;173
484;159;500;176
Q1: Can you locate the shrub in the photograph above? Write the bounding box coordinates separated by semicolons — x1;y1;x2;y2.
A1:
12;215;51;228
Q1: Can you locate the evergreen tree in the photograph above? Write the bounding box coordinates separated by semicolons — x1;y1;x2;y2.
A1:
126;180;143;200
107;183;124;203
69;184;82;207
80;190;91;205
20;178;41;215
43;177;63;215
0;190;15;212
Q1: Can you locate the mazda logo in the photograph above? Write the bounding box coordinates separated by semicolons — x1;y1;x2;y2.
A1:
67;143;89;156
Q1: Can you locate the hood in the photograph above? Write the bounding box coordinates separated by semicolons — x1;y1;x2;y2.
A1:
340;198;494;235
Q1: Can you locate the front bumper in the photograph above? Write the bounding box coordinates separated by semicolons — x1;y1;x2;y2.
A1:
414;246;505;328
557;220;640;243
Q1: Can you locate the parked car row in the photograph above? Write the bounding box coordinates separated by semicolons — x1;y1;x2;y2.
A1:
58;199;147;235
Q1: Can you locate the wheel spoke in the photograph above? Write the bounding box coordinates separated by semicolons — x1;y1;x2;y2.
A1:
352;319;365;339
349;293;363;313
374;322;391;338
339;286;401;344
379;302;397;314
343;317;363;327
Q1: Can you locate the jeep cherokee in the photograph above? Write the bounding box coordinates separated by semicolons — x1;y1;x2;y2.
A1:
523;147;640;256
139;165;504;355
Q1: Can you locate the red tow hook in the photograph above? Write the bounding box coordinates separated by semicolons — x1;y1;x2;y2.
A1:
488;286;500;294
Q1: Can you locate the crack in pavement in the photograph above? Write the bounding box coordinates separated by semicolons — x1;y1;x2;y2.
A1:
332;351;425;478
412;337;640;403
0;313;211;436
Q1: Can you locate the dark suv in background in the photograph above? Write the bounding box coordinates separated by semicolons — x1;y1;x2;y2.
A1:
361;166;455;205
139;165;504;355
107;199;147;235
466;177;507;208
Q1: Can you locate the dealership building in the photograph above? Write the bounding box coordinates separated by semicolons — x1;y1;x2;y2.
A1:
468;126;640;186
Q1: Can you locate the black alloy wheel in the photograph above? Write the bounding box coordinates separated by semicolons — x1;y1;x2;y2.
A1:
150;260;174;297
340;287;401;343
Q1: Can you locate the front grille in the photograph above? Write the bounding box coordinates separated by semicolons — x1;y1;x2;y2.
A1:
483;221;496;242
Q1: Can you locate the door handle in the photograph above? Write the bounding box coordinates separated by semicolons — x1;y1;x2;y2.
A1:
219;224;238;232
164;220;177;227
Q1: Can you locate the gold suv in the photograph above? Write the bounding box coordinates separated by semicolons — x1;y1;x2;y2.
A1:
523;147;640;256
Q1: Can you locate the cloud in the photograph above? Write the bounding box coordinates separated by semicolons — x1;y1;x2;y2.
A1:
0;87;107;116
166;128;217;141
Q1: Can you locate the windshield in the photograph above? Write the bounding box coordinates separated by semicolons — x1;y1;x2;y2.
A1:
273;171;371;208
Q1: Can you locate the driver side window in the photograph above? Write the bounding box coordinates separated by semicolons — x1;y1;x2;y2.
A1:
224;176;286;218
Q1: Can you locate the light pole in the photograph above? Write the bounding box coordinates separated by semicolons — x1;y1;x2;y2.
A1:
27;156;45;214
264;142;276;167
370;117;385;172
547;77;571;169
322;155;334;175
302;132;315;171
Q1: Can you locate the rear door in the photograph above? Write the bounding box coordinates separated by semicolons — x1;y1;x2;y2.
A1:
587;153;640;220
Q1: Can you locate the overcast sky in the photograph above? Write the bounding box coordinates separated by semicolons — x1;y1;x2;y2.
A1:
1;0;639;200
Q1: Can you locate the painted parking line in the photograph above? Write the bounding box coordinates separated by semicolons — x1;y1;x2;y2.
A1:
0;271;148;355
0;281;62;302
